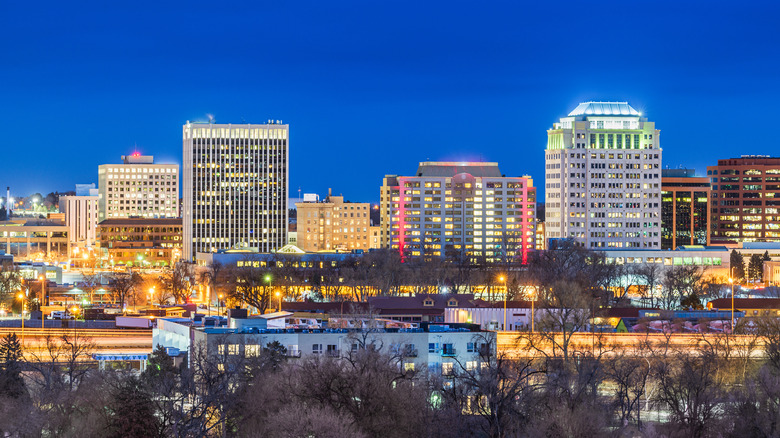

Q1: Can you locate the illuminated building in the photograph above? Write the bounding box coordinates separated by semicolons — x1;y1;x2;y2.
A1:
60;184;99;255
660;169;710;249
708;156;780;243
97;218;182;267
182;122;288;261
545;101;662;249
98;154;179;221
380;162;536;263
296;189;371;252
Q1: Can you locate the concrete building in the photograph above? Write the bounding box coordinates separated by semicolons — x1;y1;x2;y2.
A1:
155;317;496;376
296;190;371;252
97;218;182;267
380;162;536;263
182;122;288;261
369;225;381;249
60;184;99;257
98;154;179;221
0;219;69;260
708;156;780;243
661;169;710;249
545;101;662;249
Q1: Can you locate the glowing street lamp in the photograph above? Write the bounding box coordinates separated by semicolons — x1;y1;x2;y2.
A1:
499;275;507;331
729;277;735;331
275;291;282;312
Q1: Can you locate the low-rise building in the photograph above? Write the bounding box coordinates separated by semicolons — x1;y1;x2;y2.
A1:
97;218;182;268
154;317;496;376
707;297;780;317
0;219;69;261
296;190;372;252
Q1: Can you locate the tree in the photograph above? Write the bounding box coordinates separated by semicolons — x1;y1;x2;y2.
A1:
524;280;591;362
0;261;21;308
661;265;703;309
161;263;194;304
199;261;224;306
748;253;764;283
730;250;745;283
231;265;272;314
104;376;163;438
603;353;650;430
633;263;663;308
108;272;140;311
0;333;26;398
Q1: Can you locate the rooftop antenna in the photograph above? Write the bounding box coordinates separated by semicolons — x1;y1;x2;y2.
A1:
207;114;215;124
298;187;301;201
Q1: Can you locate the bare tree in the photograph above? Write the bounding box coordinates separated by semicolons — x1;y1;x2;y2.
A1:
161;263;195;304
633;263;663;308
0;261;21;308
108;272;140;311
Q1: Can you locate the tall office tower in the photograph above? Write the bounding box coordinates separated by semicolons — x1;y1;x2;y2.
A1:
296;190;371;252
60;183;99;256
708;155;780;243
545;102;662;249
182;122;289;261
380;162;536;263
98;154;180;221
661;169;710;249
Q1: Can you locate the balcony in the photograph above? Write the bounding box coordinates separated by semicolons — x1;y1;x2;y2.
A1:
441;348;457;357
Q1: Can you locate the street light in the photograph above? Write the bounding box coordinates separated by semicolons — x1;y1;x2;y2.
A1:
729;277;735;332
499;275;506;331
149;287;155;309
275;291;281;312
265;274;272;313
39;275;46;328
17;293;25;342
529;289;536;333
218;294;224;316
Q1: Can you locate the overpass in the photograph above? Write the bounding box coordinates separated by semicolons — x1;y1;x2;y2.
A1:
496;331;767;359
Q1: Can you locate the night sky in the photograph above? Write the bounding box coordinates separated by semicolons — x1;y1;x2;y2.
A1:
2;1;779;203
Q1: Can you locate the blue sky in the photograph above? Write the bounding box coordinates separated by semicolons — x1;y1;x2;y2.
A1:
2;1;779;202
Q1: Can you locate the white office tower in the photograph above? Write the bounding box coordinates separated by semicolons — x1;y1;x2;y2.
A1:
545;102;662;249
60;183;99;254
182;122;289;261
98;154;180;221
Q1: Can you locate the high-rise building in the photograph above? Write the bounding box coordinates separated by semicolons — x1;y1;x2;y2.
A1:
182;122;288;261
660;169;710;249
380;162;536;263
296;190;371;252
708;156;780;243
60;183;99;256
98;154;179;221
545;101;662;249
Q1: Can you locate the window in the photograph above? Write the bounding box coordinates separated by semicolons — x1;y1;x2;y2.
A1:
404;362;415;371
442;362;454;376
245;344;260;357
312;344;322;354
467;342;475;353
429;343;437;353
424;299;434;306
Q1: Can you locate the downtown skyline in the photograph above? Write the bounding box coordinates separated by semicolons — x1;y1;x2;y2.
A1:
3;1;780;202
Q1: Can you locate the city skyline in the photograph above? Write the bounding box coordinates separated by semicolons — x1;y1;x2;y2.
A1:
3;2;780;202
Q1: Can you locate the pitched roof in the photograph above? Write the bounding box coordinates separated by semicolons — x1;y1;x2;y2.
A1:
568;102;640;117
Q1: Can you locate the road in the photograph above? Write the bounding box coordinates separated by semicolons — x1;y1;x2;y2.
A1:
0;327;153;360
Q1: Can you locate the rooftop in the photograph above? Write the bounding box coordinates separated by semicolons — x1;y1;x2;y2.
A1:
568;101;640;117
416;162;503;178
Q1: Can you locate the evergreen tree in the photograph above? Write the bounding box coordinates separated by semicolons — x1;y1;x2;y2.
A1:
749;254;765;283
143;344;177;383
730;250;745;283
763;251;772;262
104;376;162;438
0;333;26;398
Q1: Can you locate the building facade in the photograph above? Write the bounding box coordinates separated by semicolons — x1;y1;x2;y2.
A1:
183;122;288;261
545;101;662;249
97;218;182;267
60;195;99;256
380;162;536;263
296;191;371;252
708;156;780;243
98;154;179;221
0;219;69;260
661;169;710;249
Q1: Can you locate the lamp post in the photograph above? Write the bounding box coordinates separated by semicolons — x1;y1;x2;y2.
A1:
39;275;46;328
265;274;272;313
729;277;735;332
17;293;25;344
218;294;224;316
275;291;281;312
499;275;506;331
530;290;535;333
